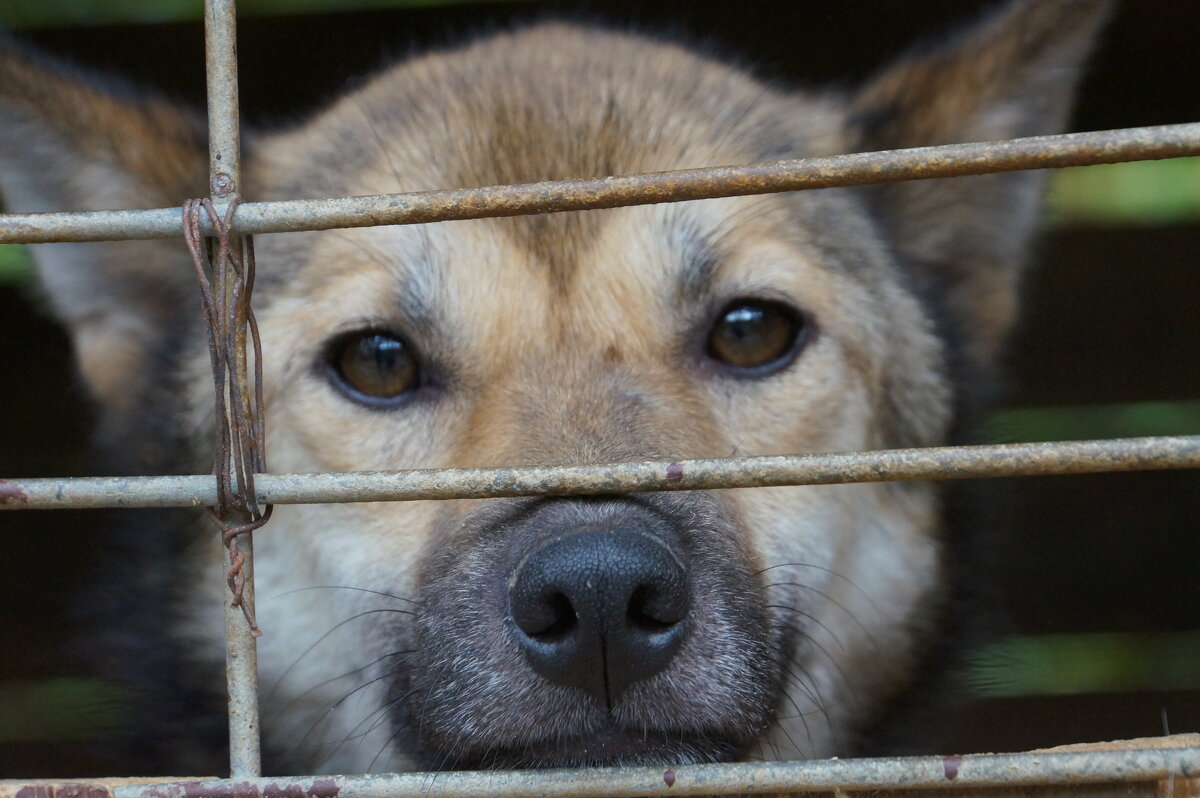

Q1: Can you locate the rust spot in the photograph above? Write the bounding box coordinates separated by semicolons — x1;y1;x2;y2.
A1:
665;463;684;483
57;787;109;798
15;788;109;798
943;754;963;780
177;781;260;798
211;172;234;195
232;782;260;798
16;787;51;798
0;480;29;507
262;786;305;798
663;769;676;788
306;781;339;798
142;777;335;798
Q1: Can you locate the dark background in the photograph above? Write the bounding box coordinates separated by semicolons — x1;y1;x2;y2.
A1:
1;0;1198;776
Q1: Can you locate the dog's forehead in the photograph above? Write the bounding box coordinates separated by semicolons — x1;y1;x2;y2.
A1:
254;23;846;213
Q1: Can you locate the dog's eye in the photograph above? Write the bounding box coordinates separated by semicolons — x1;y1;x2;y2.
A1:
706;300;808;373
330;332;419;402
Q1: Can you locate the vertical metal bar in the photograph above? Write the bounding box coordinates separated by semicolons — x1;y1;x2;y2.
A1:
203;0;261;779
224;536;261;780
205;0;242;204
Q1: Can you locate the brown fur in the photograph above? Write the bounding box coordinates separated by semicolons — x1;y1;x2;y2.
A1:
0;0;1110;774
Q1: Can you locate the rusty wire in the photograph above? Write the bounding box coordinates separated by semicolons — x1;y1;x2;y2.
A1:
0;123;1197;244
183;197;271;638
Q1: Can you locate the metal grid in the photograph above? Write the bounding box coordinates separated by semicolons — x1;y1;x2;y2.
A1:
1;0;1199;794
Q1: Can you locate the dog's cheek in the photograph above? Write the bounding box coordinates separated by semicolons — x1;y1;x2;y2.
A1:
240;500;441;770
740;481;944;756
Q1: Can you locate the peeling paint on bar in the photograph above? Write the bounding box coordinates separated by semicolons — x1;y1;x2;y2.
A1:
2;746;1197;797
1;124;1198;244
3;436;1198;511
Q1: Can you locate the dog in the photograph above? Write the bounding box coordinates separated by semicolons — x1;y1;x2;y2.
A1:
0;0;1111;775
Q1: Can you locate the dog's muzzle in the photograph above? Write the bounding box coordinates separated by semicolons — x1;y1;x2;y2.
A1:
406;495;775;769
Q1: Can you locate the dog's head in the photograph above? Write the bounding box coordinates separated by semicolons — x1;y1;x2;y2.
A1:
0;0;1109;773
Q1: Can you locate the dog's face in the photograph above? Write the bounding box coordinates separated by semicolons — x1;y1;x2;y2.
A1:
237;34;956;766
0;1;1109;773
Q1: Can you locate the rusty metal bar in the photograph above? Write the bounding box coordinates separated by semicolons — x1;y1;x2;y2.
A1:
0;123;1196;244
2;435;1198;511
201;0;262;780
2;745;1196;797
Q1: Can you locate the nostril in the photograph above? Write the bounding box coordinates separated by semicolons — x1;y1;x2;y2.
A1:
626;585;683;631
518;591;577;641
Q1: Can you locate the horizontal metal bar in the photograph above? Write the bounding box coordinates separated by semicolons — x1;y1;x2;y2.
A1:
0;123;1197;244
2;746;1196;798
2;435;1197;511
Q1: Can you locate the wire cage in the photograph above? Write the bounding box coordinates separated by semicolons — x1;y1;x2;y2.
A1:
1;0;1198;795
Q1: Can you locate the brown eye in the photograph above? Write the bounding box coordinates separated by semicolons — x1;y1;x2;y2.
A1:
706;300;807;373
330;332;419;402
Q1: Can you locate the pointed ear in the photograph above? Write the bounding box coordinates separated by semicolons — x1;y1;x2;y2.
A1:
0;39;208;420
847;0;1113;380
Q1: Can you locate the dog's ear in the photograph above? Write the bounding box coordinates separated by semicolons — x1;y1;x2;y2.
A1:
0;39;208;421
848;0;1113;382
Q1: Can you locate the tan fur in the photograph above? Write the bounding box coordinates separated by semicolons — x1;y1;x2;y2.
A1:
0;0;1111;774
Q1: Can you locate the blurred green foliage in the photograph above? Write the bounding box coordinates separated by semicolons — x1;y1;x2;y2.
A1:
986;401;1200;443
0;678;131;742
0;244;32;285
967;632;1200;697
1049;157;1200;227
0;0;518;28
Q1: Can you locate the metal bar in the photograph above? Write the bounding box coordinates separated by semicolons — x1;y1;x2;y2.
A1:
202;0;261;780
205;1;241;204
0;746;1194;798
3;435;1198;511
1;123;1197;244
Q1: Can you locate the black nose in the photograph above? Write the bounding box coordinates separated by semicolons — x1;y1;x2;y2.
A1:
509;528;689;707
